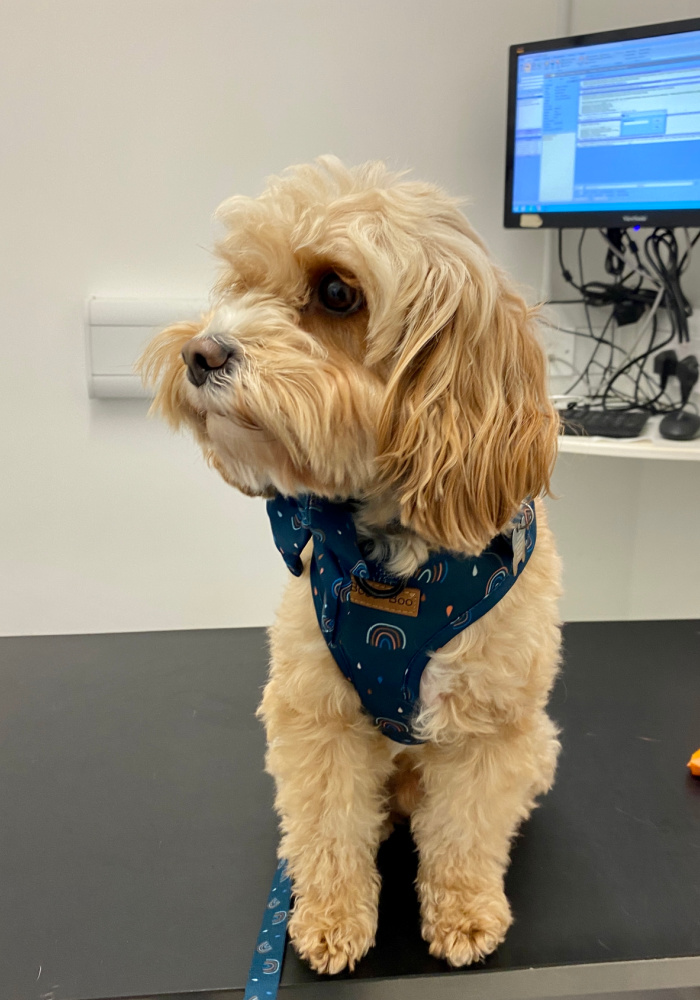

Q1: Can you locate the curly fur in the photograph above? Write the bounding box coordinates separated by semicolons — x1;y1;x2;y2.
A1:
139;157;562;973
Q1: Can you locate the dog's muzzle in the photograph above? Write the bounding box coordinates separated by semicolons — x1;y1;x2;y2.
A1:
181;336;238;387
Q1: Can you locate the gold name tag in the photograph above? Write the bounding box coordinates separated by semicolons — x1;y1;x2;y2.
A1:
349;577;421;618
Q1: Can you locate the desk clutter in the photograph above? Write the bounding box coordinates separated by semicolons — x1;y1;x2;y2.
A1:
557;402;700;441
558;407;650;439
550;228;700;443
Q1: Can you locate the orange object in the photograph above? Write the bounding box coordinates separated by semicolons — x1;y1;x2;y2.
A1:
688;749;700;777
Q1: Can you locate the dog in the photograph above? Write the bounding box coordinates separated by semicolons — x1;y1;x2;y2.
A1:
140;157;562;974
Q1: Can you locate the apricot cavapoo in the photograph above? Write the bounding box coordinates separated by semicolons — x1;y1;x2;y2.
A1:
141;157;562;974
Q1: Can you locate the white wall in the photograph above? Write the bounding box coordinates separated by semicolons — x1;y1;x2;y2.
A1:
1;0;698;636
0;0;560;636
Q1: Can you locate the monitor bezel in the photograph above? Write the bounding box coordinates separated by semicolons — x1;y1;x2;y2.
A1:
503;17;700;229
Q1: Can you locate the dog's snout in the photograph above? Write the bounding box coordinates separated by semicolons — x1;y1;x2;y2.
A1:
181;336;236;387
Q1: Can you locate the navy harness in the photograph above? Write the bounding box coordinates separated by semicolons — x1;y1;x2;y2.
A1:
267;495;536;744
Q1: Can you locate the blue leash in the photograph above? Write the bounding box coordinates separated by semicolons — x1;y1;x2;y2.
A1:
243;857;292;1000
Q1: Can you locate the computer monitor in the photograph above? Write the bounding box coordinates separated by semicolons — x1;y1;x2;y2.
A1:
504;18;700;229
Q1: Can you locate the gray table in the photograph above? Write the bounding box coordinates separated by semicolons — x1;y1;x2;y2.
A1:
0;621;699;1000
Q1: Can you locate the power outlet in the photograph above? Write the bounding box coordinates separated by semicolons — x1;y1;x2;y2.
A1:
542;330;576;380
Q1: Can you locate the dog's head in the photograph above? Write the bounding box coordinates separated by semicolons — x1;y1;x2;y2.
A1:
141;157;557;554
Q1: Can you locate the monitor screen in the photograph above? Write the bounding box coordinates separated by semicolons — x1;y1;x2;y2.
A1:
504;18;700;228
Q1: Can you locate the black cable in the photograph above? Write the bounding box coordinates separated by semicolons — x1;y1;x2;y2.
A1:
542;322;625;355
603;228;625;277
678;228;700;274
600;227;655;286
644;229;691;342
557;228;657;310
632;310;661;406
546;298;589;305
601;313;678;412
562;309;616;397
577;231;595;397
576;229;628;398
553;227;697;414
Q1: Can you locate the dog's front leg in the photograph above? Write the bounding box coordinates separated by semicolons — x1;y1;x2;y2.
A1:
259;670;394;974
412;715;559;966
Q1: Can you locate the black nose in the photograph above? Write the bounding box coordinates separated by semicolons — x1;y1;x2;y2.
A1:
181;336;235;387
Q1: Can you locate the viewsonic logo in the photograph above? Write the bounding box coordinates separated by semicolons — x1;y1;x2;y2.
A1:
622;215;648;222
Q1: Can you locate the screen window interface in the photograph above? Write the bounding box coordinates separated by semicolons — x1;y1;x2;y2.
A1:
512;29;700;214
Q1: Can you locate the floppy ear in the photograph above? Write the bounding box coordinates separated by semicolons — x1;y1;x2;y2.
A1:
375;224;558;555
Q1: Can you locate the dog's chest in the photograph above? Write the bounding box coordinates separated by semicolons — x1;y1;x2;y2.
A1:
267;494;537;744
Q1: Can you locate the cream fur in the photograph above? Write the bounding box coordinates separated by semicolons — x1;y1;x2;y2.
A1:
139;157;562;974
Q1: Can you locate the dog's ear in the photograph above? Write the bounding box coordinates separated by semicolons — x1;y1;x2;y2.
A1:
375;218;558;554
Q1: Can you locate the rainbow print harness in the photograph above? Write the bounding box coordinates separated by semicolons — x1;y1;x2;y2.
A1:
267;495;536;744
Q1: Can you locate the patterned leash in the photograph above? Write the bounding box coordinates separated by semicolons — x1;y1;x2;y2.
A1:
243;857;292;1000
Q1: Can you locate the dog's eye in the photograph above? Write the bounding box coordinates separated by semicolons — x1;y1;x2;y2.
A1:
317;272;363;315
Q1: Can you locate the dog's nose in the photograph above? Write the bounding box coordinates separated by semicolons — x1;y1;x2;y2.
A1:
181;336;235;387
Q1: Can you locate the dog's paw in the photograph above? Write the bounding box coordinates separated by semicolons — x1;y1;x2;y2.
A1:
420;885;511;967
289;895;377;974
